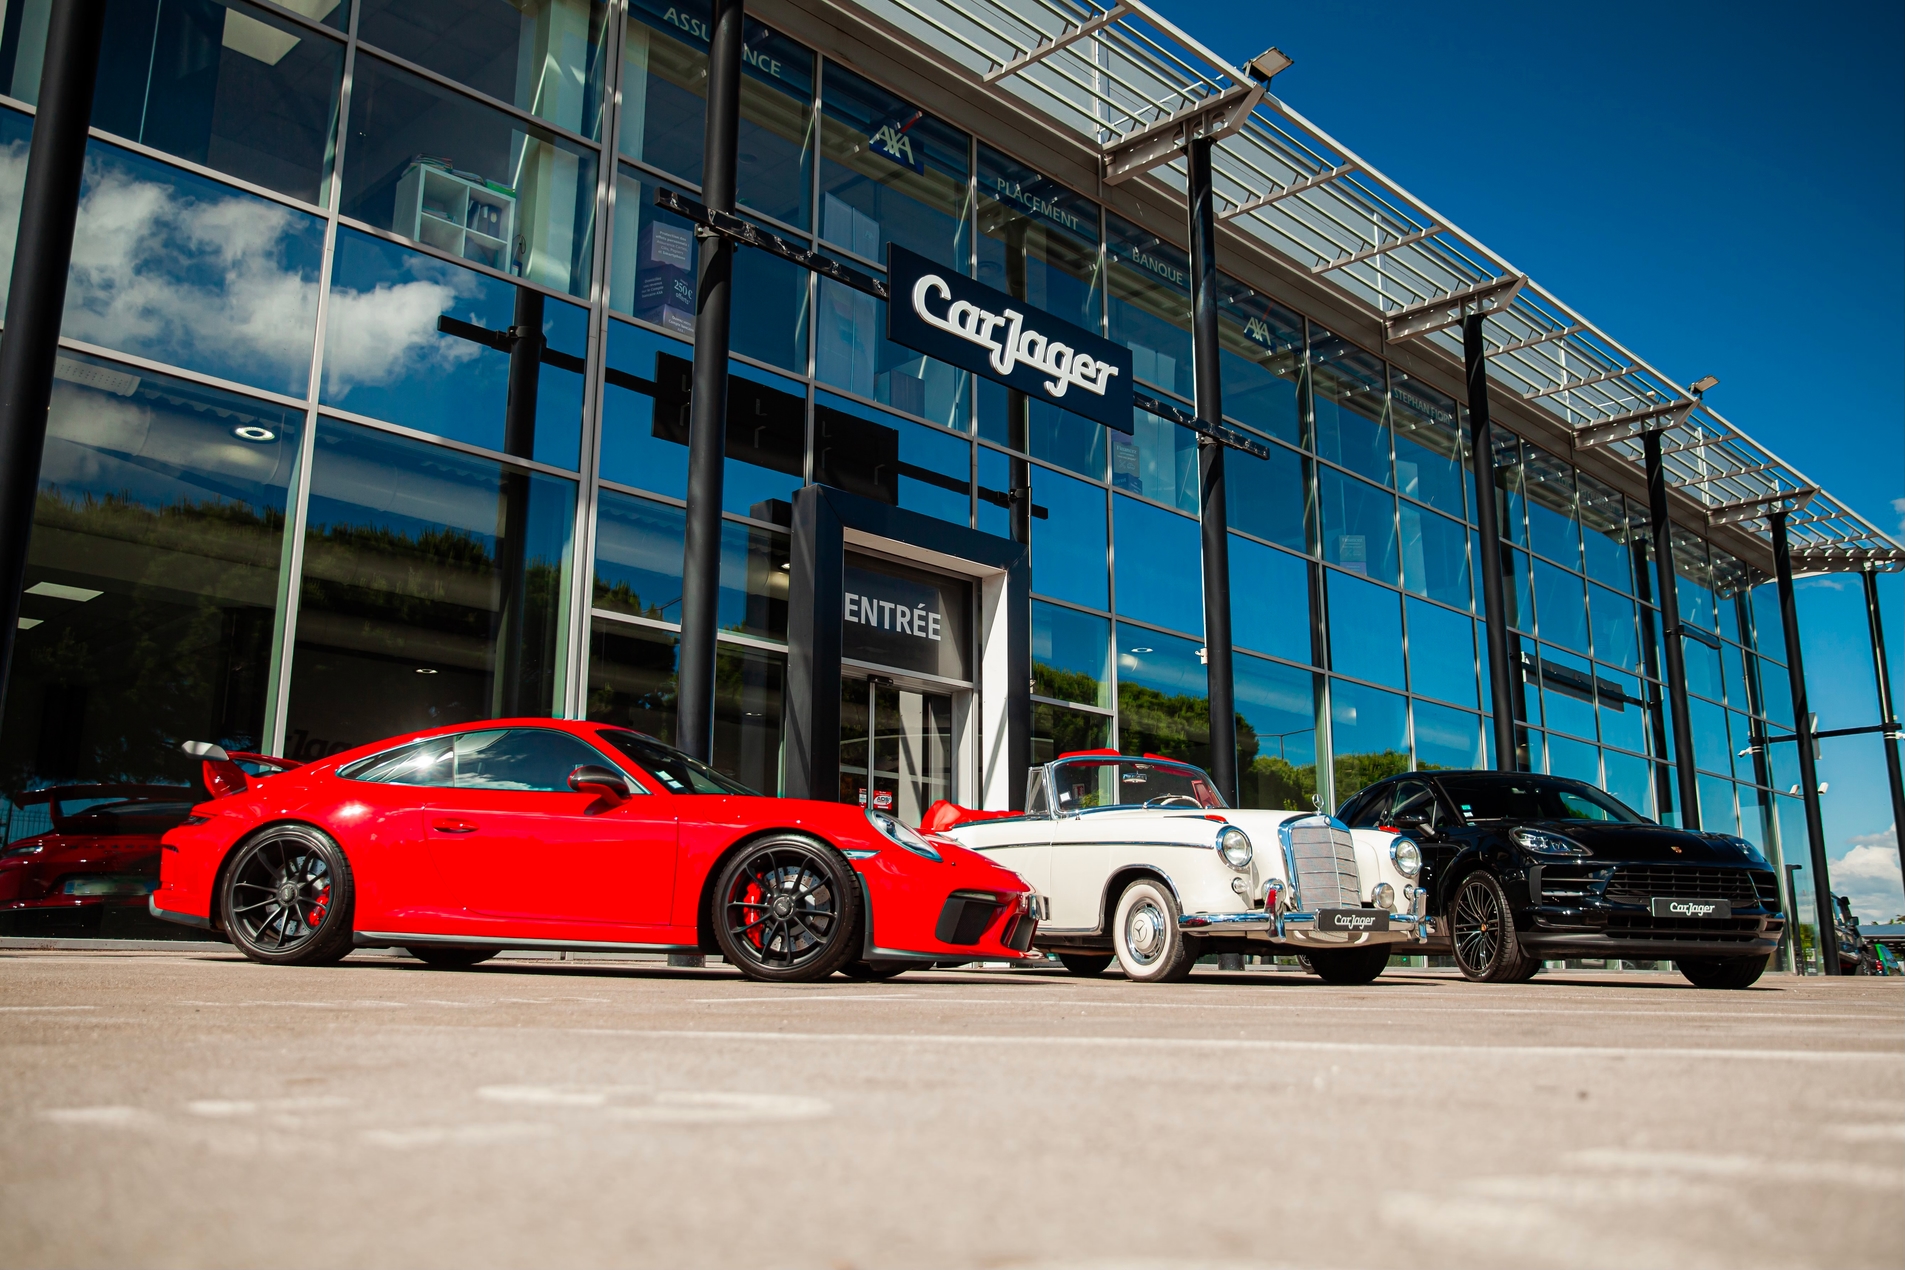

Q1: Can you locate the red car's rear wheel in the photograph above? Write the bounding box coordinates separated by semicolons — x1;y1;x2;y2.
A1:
713;836;860;983
221;824;355;966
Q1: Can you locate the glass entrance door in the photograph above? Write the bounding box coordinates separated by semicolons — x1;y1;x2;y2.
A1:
840;675;960;823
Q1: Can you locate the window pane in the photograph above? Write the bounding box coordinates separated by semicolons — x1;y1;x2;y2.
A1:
1326;570;1404;690
1330;679;1409;803
359;0;609;140
287;421;574;755
322;229;585;469
1490;431;1527;546
719;362;806;516
1522;444;1581;569
1112;495;1202;636
1578;472;1634;595
1030;464;1106;610
976;445;1010;539
975;145;1100;333
63;139;323;397
342;53;597;297
1229;536;1310;664
1309;332;1389;487
452;727;608;791
1412;701;1481;770
1405;598;1476;707
1217;279;1302;446
1116;626;1208;768
1228;441;1309;552
1596;666;1649;754
1105;214;1192;401
1533;559;1589;653
818;62;967;267
1603;749;1653;819
1669;527;1715;633
1235;654;1319;810
601;319;689;497
976;381;1108;480
1698;774;1739;835
1111;410;1197;512
1691;697;1732;776
816;393;972;527
1684;636;1723;702
815;277;970;431
1538;645;1598;741
1589;582;1640;673
1400;502;1470;609
1032;701;1109;766
1503;544;1533;634
1390;372;1464;517
1033;601;1111;708
0;353;299;790
1319;468;1398;584
1750;582;1787;665
590;490;787;640
584;620;785;794
92;0;343;203
1546;734;1599;785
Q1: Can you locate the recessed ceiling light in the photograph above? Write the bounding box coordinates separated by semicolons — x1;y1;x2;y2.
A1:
25;582;102;602
1129;646;1153;654
232;425;276;442
17;617;41;629
415;668;438;675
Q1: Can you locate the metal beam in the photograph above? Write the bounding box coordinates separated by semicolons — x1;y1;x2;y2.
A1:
1487;324;1585;357
1383;274;1526;342
1467;314;1520;772
1862;566;1905;888
1103;80;1265;184
1644;428;1701;829
1673;462;1780;487
1312;222;1439;274
1707;488;1816;527
1770;510;1841;974
1188;136;1237;805
1219;162;1360;221
1570;399;1696;448
983;2;1129;82
1523;365;1638;401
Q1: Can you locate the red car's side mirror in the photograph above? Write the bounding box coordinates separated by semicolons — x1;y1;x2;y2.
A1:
568;765;631;802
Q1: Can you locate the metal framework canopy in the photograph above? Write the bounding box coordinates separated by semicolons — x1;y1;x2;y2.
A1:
848;0;1902;574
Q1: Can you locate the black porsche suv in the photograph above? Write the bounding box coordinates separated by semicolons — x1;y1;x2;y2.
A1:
1338;771;1784;989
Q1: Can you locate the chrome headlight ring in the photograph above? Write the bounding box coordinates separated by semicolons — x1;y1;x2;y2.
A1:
1216;825;1253;870
1388;835;1422;879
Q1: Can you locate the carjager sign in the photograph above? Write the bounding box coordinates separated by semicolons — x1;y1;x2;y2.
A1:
885;243;1134;433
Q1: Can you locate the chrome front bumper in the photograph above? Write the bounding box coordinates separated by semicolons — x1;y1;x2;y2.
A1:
1179;886;1437;946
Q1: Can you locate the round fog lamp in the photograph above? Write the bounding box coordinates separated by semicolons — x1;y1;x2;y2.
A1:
1216;826;1253;870
1371;882;1396;911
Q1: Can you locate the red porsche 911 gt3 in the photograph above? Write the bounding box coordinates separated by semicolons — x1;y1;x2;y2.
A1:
151;720;1043;982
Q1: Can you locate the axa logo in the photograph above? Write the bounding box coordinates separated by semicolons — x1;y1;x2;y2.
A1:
869;119;925;174
1242;316;1277;348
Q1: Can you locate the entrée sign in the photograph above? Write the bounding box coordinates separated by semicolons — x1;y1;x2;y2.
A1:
886;244;1134;433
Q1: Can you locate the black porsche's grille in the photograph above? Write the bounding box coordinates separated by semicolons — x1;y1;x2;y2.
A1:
1605;913;1763;943
1604;867;1766;907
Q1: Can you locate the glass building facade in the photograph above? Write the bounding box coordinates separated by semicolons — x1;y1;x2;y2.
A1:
0;0;1816;951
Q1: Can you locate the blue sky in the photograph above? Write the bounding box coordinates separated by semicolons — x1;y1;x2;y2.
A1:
1148;0;1904;917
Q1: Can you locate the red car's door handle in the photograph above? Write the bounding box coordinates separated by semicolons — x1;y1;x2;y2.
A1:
430;818;478;834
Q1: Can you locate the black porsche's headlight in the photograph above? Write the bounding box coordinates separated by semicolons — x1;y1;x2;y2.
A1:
1510;827;1589;857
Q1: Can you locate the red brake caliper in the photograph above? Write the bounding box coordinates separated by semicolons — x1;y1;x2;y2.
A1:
742;881;765;949
307;880;330;927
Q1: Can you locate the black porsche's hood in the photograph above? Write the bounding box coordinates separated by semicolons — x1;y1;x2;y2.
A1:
1512;820;1757;865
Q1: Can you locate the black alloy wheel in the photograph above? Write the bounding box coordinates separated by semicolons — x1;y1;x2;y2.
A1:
712;836;861;983
1450;871;1530;983
221;824;355;966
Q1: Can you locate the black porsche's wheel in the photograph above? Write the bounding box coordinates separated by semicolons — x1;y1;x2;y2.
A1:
1306;945;1391;984
838;959;910;981
406;946;498;969
1675;954;1770;989
712;836;861;983
1057;953;1114;977
220;824;355;966
1449;871;1530;983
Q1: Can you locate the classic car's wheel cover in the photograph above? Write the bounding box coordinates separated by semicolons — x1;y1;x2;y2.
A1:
228;834;333;953
1123;896;1168;966
1453;877;1501;972
723;842;841;972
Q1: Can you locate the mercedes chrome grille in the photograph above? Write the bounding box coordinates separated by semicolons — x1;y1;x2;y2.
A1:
1286;823;1362;910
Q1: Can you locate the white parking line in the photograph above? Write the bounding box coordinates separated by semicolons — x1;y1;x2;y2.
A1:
566;1026;1900;1063
0;1005;97;1012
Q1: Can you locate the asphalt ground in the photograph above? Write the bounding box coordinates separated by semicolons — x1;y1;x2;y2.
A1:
0;949;1899;1270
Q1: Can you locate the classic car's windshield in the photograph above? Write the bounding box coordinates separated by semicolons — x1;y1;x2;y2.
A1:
1439;775;1646;824
1048;757;1227;811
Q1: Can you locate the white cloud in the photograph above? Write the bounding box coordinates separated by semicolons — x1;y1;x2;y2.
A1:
1892;496;1904;540
1831;824;1903;923
321;276;478;397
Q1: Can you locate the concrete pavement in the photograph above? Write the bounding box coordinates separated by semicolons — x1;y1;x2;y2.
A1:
1;949;1899;1269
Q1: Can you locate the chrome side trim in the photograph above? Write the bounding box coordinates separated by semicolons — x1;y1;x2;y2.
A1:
355;931;698;953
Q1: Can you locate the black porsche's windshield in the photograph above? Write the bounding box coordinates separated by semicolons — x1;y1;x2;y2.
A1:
1439;775;1646;824
1048;757;1227;811
597;730;758;796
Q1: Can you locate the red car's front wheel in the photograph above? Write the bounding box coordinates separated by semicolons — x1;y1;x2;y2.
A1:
220;824;355;966
713;836;861;983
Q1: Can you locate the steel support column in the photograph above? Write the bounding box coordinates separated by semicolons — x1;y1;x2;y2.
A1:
0;0;108;718
675;0;745;760
1643;428;1701;828
1464;314;1517;771
1861;565;1905;885
1770;510;1839;973
1187;137;1236;802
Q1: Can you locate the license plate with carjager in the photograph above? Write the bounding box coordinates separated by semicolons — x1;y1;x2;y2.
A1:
1651;896;1731;919
1317;908;1389;932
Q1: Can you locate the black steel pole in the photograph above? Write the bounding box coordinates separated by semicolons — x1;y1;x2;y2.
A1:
1632;537;1676;819
0;0;108;720
675;0;744;761
1643;428;1701;829
1186;138;1236;803
492;288;544;717
1861;565;1905;885
1464;314;1517;771
1770;510;1839;974
1002;222;1032;547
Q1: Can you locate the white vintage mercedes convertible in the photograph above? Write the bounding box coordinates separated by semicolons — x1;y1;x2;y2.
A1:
921;751;1433;983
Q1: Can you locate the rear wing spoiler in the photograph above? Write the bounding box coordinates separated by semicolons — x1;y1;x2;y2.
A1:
182;742;302;798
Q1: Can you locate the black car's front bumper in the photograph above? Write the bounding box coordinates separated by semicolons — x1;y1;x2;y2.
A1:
1514;905;1784;960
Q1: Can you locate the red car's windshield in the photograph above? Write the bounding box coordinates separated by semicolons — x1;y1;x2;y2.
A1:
1048;758;1226;812
597;730;758;796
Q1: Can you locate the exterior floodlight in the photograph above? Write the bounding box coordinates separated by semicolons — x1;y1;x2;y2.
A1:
1248;48;1293;82
1690;374;1719;396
